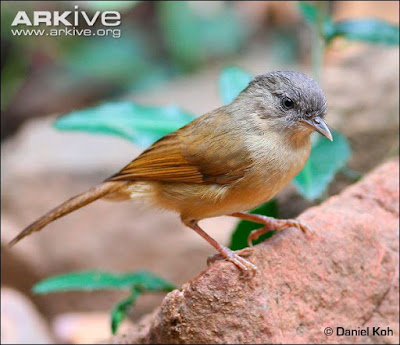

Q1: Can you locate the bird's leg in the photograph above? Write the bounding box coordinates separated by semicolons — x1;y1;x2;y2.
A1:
183;219;257;279
230;212;310;247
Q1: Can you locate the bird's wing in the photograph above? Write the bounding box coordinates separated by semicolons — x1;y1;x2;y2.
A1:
107;110;253;185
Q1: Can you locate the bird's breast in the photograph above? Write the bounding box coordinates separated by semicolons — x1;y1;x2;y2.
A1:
226;132;312;210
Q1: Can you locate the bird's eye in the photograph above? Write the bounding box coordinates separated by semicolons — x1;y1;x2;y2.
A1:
282;97;294;109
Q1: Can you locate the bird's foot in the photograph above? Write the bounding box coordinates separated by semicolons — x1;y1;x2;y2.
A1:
207;247;256;279
183;218;257;279
247;218;311;246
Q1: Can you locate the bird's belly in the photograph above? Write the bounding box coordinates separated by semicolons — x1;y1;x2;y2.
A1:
154;171;290;220
222;170;290;213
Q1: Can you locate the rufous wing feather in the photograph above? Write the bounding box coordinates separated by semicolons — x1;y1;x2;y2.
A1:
107;131;205;183
107;109;253;185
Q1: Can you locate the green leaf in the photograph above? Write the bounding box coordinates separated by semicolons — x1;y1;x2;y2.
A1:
111;289;140;335
292;130;351;200
229;200;279;250
33;270;176;294
327;19;399;45
53;101;196;146
219;66;253;104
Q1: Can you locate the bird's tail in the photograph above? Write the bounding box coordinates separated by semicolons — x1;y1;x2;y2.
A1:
9;181;125;247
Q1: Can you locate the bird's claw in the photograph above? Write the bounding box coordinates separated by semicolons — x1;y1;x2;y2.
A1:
287;219;313;239
286;219;310;233
247;219;312;246
207;247;257;279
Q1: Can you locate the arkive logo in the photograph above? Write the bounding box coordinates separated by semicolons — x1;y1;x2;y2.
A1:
10;5;121;38
11;5;121;27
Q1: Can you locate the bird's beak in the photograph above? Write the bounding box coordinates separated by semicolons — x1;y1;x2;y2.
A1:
302;117;333;141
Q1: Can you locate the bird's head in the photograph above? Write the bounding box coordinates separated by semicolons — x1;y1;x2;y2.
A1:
237;70;332;141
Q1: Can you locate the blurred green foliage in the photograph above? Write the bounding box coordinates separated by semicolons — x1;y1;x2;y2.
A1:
33;270;176;293
326;19;399;45
111;288;140;334
218;66;252;104
2;1;397;113
158;2;249;72
298;2;399;45
33;270;175;334
63;30;159;86
0;42;28;111
1;2;29;111
1;1;254;115
298;2;333;32
292;131;350;200
54;101;195;146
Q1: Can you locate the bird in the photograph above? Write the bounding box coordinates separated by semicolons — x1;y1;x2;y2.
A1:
9;70;332;278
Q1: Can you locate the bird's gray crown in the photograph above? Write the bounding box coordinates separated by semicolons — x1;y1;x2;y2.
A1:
250;70;327;119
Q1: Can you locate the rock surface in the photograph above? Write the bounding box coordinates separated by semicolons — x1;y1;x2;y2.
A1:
107;158;399;344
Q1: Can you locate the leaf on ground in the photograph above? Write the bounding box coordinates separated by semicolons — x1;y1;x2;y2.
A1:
292;130;351;200
219;66;253;104
229;200;279;250
32;270;176;294
53;101;196;146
